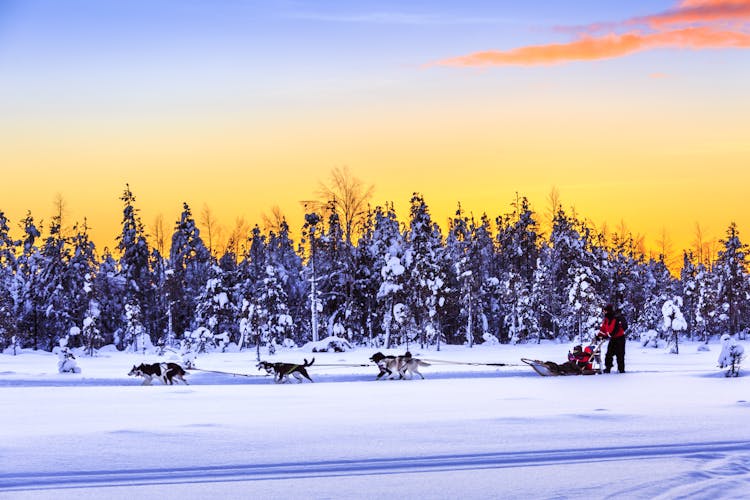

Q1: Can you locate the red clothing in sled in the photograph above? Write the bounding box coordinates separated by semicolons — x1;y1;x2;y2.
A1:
568;348;593;371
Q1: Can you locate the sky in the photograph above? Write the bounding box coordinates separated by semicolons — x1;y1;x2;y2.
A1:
1;0;749;257
2;342;750;498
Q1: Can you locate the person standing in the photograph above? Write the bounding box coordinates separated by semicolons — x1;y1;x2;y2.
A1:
597;304;626;373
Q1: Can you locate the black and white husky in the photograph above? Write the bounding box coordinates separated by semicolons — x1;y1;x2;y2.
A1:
256;358;315;383
128;362;188;385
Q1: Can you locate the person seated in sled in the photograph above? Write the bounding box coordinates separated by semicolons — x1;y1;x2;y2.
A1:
568;344;595;373
541;345;596;375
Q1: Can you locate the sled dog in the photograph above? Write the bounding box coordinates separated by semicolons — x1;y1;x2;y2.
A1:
369;352;400;380
256;358;315;383
370;352;430;380
128;362;188;385
398;354;431;380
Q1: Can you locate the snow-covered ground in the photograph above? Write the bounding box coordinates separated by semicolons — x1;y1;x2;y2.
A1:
2;340;749;499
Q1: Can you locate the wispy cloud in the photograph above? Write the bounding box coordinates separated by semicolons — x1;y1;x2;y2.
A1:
287;10;519;26
431;0;750;67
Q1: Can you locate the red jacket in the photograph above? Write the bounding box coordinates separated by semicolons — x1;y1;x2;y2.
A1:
599;317;625;339
568;350;593;370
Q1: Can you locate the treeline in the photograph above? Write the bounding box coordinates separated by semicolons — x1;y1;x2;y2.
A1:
0;185;748;354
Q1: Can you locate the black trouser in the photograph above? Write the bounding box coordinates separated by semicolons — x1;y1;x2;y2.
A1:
605;336;626;372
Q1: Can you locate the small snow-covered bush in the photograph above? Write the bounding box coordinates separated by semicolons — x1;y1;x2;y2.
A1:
481;333;500;345
640;329;663;349
56;347;81;374
306;336;353;353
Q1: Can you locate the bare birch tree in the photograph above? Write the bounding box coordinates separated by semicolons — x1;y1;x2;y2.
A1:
314;166;374;245
151;214;166;256
261;206;286;235
199;204;223;258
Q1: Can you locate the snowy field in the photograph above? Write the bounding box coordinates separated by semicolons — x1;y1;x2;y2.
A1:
2;340;750;500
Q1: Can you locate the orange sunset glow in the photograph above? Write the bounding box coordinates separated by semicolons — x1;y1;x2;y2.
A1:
1;0;749;263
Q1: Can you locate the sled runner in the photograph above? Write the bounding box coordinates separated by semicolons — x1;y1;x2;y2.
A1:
521;358;560;377
521;358;585;376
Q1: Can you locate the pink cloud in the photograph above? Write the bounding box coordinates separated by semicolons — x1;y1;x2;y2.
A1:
432;1;750;67
634;0;750;28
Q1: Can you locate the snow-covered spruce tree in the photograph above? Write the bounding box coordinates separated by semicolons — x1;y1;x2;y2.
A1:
217;249;243;346
266;220;306;345
15;212;44;349
635;257;675;341
496;197;542;343
606;231;644;331
194;264;234;352
123;301;148;354
64;221;100;352
502;271;540;344
472;215;503;344
531;246;554;342
446;205;480;347
0;276;14;351
404;194;446;348
168;202;212;342
566;224;608;343
37;214;73;350
566;263;602;344
91;249;125;347
116;185;154;350
496;196;539;283
444;209;499;346
350;208;380;345
315;206;357;341
0;211;19;350
149;247;171;347
713;222;749;337
373;204;406;348
239;297;259;358
256;265;294;354
662;296;687;354
81;276;102;357
693;262;719;341
544;208;590;340
237;225;267;350
679;251;699;340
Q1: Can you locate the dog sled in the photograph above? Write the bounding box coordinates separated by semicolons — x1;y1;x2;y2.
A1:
522;339;606;377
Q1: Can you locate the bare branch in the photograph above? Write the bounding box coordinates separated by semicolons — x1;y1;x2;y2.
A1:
313;166;374;244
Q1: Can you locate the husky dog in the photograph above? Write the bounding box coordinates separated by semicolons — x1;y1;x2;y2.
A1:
397;353;431;380
128;362;188;385
370;352;430;380
718;334;744;377
369;352;400;380
256;358;315;383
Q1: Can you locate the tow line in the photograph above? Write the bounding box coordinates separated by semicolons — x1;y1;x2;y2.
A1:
419;358;524;367
186;367;266;378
